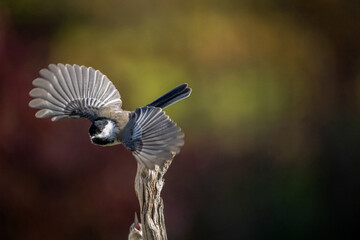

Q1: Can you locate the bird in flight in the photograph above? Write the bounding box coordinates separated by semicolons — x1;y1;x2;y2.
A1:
29;64;191;169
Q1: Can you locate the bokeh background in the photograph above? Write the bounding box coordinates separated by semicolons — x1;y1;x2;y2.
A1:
1;0;360;239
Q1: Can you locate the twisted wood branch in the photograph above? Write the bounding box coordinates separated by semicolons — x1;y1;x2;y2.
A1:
129;160;172;240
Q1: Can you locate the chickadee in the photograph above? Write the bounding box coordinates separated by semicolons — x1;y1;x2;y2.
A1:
29;64;191;169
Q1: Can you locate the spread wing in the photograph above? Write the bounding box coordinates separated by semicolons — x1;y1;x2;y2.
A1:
122;106;184;169
29;64;122;121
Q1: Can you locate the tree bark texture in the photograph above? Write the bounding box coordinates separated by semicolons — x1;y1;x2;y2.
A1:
131;160;172;240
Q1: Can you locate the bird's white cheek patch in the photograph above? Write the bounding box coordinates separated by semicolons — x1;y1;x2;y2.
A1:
96;121;115;138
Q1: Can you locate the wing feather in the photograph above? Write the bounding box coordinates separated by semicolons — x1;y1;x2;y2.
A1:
122;106;184;169
48;64;74;101
66;64;80;98
29;64;122;121
39;68;70;103
29;87;66;108
59;64;77;100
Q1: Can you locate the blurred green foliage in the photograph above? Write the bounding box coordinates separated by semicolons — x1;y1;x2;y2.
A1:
1;0;360;239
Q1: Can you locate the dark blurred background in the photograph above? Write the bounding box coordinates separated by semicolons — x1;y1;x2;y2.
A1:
1;0;360;239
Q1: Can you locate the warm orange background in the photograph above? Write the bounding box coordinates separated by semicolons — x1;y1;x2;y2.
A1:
1;1;359;239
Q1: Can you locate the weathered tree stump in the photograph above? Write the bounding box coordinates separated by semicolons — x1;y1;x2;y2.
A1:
129;160;172;240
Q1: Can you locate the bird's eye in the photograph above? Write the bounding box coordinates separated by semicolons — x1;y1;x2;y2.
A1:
89;124;101;135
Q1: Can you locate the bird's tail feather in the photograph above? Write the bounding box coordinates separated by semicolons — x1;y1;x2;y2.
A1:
146;83;191;109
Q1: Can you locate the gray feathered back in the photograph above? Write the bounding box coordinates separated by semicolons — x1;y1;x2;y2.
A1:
29;64;122;121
